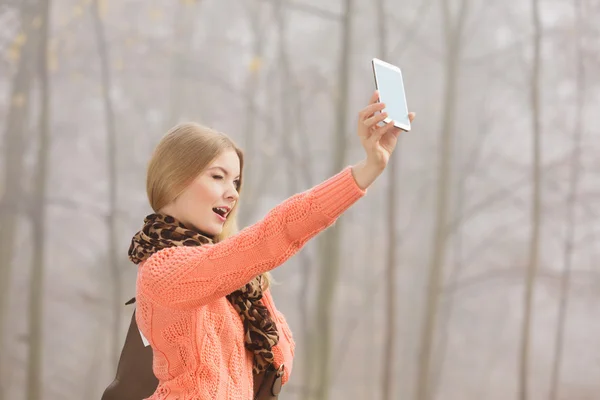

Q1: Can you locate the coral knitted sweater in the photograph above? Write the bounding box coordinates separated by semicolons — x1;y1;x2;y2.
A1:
136;167;365;399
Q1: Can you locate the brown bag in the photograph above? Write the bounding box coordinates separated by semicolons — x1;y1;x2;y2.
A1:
101;305;284;400
101;307;158;400
253;364;284;400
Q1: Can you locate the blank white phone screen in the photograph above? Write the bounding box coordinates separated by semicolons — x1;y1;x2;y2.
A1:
373;62;410;129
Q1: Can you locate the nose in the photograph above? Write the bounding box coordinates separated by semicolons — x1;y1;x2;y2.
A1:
225;184;239;202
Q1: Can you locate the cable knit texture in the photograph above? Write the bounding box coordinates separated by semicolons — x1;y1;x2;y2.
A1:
136;167;365;399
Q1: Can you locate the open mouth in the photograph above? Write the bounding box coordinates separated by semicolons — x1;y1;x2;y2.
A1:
212;207;230;219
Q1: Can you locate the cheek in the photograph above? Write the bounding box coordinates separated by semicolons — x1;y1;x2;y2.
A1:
187;181;221;206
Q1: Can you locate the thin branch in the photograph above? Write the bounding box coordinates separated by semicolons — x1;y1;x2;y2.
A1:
388;0;435;58
0;0;38;391
443;266;597;297
518;0;543;396
257;0;342;21
415;0;471;397
90;0;121;368
377;0;399;397
430;77;495;396
26;1;51;399
549;0;586;397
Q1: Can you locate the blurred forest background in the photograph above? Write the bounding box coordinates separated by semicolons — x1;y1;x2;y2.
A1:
1;0;599;399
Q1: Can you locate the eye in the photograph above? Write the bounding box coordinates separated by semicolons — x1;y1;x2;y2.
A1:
234;180;240;190
212;174;224;181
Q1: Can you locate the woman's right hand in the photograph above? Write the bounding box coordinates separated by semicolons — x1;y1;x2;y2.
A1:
352;91;415;190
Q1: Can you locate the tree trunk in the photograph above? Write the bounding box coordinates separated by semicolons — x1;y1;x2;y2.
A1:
91;0;121;368
414;1;468;399
165;1;200;129
382;162;399;400
26;1;51;399
548;0;583;398
364;200;380;398
0;3;39;386
432;86;492;397
238;3;268;228
271;2;316;397
518;0;542;397
375;1;399;400
310;2;353;399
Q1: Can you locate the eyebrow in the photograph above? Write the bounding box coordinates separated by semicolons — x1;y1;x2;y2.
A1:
208;166;240;179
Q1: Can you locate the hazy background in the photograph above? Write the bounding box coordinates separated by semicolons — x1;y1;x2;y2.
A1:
1;0;599;399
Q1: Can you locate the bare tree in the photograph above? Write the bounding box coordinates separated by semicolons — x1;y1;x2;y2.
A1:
270;2;319;396
165;1;200;129
414;0;469;399
548;0;585;398
310;1;353;399
3;0;600;398
375;1;400;399
432;86;494;396
0;2;39;396
518;0;542;397
91;0;121;368
364;203;381;398
26;1;51;399
237;2;271;228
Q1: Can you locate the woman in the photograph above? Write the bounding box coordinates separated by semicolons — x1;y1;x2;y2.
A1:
128;91;415;399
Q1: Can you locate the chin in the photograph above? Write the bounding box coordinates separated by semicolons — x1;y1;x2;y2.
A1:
190;222;222;238
208;225;224;237
211;228;224;236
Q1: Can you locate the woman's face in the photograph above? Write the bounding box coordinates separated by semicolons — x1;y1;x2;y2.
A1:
162;149;240;237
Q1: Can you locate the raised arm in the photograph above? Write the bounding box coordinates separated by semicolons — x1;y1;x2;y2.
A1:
138;90;416;310
137;167;365;309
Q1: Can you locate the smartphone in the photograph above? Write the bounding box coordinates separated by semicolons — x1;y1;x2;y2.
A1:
371;58;411;131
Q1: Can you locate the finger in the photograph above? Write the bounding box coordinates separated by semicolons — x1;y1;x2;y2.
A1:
369;90;380;105
363;111;388;128
408;112;416;123
359;102;386;120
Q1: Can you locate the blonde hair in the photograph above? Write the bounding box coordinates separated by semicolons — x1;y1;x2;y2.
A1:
146;122;271;288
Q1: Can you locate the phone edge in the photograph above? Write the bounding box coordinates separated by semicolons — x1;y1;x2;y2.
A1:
372;58;411;131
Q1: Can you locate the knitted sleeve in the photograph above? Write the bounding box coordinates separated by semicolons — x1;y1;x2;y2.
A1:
137;167;365;309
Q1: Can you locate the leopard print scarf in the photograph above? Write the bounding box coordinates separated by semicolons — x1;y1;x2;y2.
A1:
128;213;279;374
